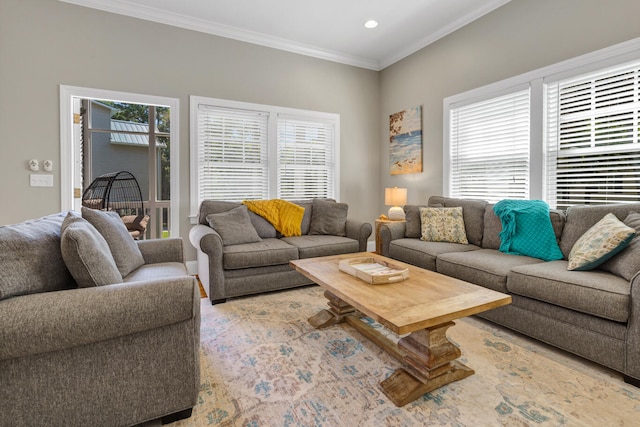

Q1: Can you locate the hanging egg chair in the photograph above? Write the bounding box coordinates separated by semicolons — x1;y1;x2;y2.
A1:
81;171;148;239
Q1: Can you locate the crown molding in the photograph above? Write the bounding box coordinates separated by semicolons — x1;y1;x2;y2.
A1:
59;0;381;70
60;0;510;71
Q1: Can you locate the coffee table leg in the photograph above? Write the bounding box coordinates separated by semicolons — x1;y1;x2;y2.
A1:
380;321;474;406
308;291;356;329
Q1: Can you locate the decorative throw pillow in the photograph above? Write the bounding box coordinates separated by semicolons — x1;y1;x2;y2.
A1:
81;207;145;277
599;211;640;280
567;213;636;271
60;213;122;287
309;199;348;237
206;205;262;246
419;207;469;244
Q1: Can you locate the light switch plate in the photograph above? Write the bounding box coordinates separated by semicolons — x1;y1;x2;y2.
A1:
30;174;54;187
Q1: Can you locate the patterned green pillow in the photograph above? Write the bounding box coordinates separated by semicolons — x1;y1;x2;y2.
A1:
419;207;469;244
567;213;636;271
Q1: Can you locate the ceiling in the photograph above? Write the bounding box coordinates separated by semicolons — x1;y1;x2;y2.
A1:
60;0;510;71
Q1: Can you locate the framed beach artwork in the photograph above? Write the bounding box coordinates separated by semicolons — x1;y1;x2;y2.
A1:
389;106;422;175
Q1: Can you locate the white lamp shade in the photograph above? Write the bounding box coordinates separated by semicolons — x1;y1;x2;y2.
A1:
385;187;407;220
385;187;407;206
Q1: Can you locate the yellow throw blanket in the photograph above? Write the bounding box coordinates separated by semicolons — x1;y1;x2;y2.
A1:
242;199;305;237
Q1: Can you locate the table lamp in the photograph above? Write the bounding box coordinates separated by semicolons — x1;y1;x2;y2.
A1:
385;187;407;220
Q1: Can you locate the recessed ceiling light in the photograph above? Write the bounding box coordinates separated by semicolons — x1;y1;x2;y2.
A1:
364;20;378;29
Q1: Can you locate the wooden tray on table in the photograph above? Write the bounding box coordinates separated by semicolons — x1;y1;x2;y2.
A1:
338;256;409;284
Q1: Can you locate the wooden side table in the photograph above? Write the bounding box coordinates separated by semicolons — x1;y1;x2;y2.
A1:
375;219;405;254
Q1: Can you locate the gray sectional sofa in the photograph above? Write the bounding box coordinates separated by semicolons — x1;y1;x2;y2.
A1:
189;198;372;304
0;211;200;426
379;195;640;386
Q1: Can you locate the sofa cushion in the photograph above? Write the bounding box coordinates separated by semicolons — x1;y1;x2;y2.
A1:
559;203;640;258
437;249;544;293
123;262;188;282
82;207;145;277
403;205;427;238
206;205;262;246
222;238;299;270
419;207;468;244
567;213;635;271
309;199;348;236
493;200;563;262
427;196;487;247
0;213;75;300
294;200;314;235
60;213;122;287
281;235;359;258
508;261;630;322
389;238;479;271
600;211;640;281
198;199;277;238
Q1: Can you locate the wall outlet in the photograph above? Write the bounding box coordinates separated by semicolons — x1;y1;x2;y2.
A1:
30;174;54;187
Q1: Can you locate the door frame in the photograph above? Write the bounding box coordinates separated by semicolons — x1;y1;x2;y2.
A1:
59;85;180;237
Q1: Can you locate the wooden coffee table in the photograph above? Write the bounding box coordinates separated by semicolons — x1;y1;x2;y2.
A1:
290;252;512;406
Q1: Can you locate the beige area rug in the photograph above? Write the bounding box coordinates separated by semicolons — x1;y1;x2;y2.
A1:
174;286;640;426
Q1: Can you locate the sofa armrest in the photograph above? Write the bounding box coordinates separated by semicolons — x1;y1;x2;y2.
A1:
189;224;225;301
379;222;407;257
0;277;199;361
137;237;184;264
189;224;222;253
345;219;372;252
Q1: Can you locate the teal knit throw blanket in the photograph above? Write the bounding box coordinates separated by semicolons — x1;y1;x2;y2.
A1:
494;199;563;261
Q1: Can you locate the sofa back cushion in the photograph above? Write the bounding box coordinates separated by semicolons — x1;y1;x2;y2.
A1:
600;211;640;281
60;213;123;287
199;200;276;238
403;205;426;239
290;200;314;235
427;196;487;247
206;205;263;246
560;203;640;259
82;207;145;278
0;213;75;300
309;199;348;237
482;204;565;250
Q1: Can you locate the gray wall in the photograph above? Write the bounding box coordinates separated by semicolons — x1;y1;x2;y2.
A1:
0;0;380;261
2;0;640;262
379;0;640;211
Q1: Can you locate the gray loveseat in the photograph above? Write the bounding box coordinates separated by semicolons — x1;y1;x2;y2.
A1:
189;198;372;304
0;210;200;426
380;195;640;386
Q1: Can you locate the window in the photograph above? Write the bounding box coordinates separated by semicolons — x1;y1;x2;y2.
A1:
277;115;336;199
448;87;530;202
444;38;640;208
545;60;640;208
190;97;339;215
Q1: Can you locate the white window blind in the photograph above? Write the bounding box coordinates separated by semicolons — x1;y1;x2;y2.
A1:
277;115;335;199
196;104;268;202
191;96;340;212
546;60;640;208
449;88;531;202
